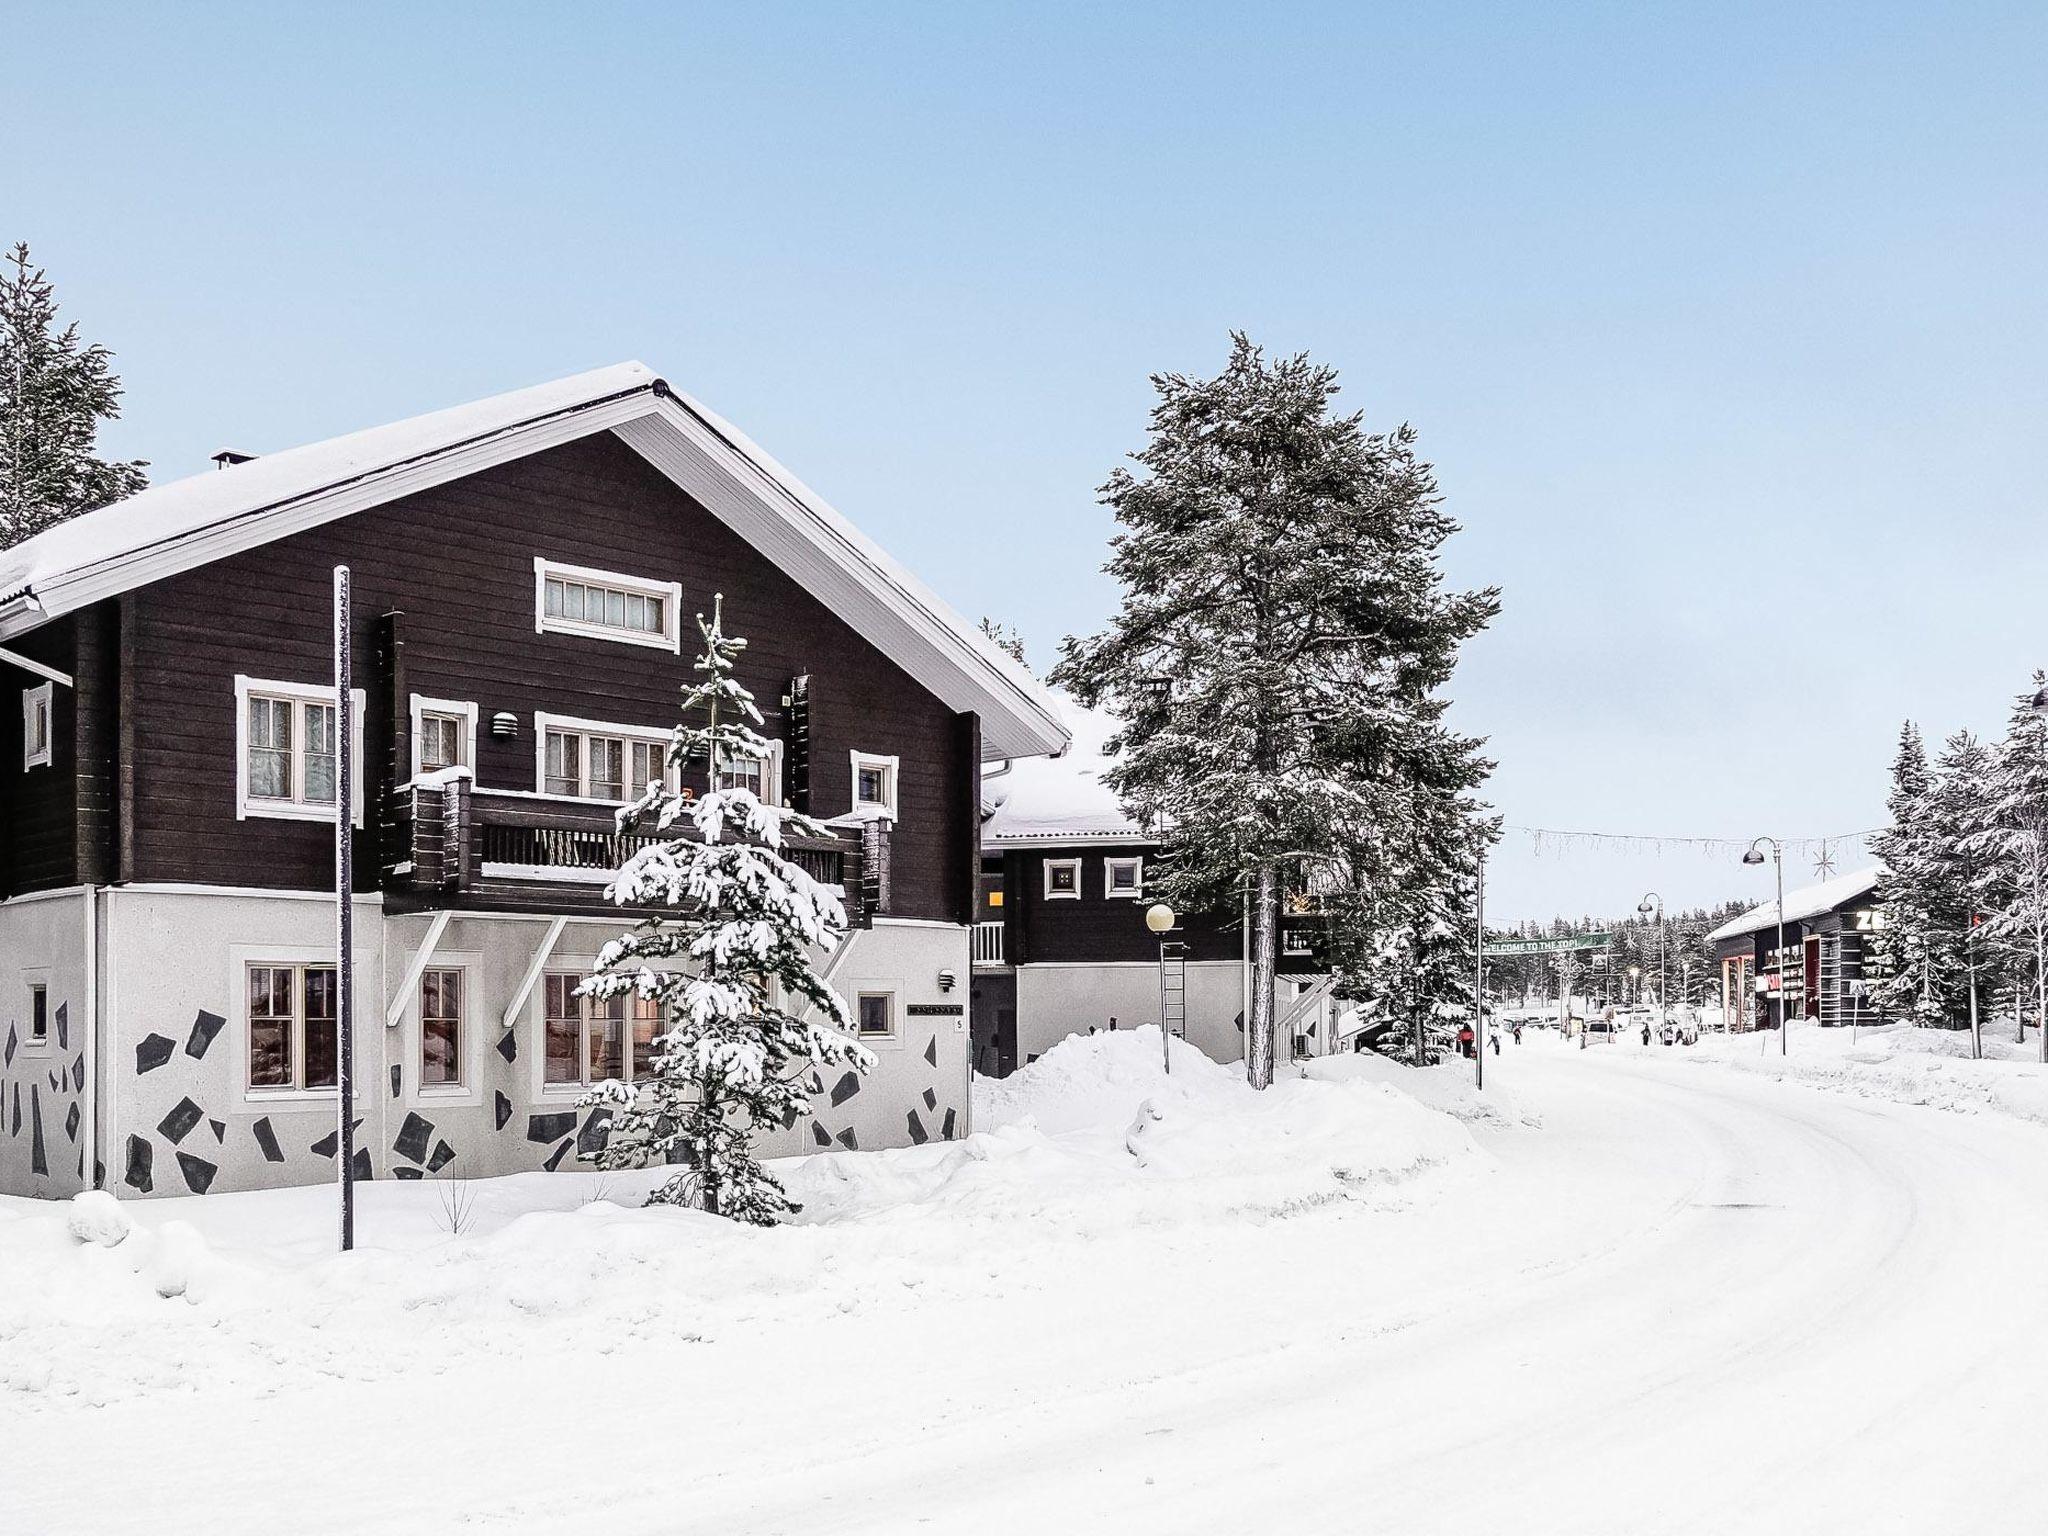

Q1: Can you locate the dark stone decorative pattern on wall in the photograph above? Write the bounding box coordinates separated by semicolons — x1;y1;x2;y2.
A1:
184;1010;226;1060
924;1036;938;1067
906;1110;928;1146
393;1112;434;1165
253;1116;284;1163
494;1091;512;1130
528;1110;577;1145
941;1108;957;1139
390;1065;402;1099
427;1140;455;1173
3;1024;14;1068
125;1135;153;1193
136;1033;176;1073
176;1151;218;1194
55;1002;68;1050
496;1031;517;1064
157;1097;204;1145
576;1110;613;1157
29;1087;46;1176
542;1137;574;1172
829;1072;860;1108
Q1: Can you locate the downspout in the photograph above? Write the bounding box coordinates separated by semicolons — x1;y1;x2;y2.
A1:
82;883;99;1189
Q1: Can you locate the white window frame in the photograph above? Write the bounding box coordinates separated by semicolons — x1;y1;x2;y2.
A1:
21;682;52;771
714;738;785;807
241;956;342;1099
20;969;52;1053
537;967;666;1094
533;556;683;653
1104;855;1144;900
233;675;367;825
408;695;479;782
533;711;679;804
415;959;479;1100
1043;857;1082;900
850;750;900;820
854;987;897;1040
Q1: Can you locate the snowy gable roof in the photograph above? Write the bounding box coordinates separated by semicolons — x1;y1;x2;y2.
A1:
982;696;1150;847
0;362;1066;763
1707;865;1882;943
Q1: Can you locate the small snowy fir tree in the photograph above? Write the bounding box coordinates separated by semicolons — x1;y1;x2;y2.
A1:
1;242;147;547
977;617;1029;668
1054;334;1498;1086
579;597;873;1223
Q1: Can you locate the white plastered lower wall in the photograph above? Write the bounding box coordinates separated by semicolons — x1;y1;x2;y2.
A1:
94;888;971;1198
0;888;91;1198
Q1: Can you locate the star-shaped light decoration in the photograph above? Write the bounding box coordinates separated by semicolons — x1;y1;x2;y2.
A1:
1813;842;1837;881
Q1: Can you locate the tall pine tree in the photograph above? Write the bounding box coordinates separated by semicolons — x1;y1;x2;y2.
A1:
1867;722;1943;1025
1967;673;2048;1059
579;598;873;1222
1053;335;1498;1086
1;242;147;547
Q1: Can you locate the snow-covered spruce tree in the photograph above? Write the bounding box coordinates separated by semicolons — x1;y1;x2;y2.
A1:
1967;673;2048;1058
578;597;873;1223
1867;722;1957;1027
1053;334;1499;1087
1;243;147;547
1926;730;1995;1046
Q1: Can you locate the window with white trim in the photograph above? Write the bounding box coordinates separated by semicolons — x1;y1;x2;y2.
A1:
21;683;52;771
1105;856;1144;899
856;990;896;1038
715;740;784;806
409;696;477;778
534;557;683;652
537;714;675;803
420;968;465;1090
850;750;899;819
247;962;338;1092
27;982;49;1046
1044;858;1081;900
543;973;662;1086
234;677;365;823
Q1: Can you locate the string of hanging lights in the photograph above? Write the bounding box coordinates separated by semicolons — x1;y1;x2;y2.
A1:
1504;824;1881;869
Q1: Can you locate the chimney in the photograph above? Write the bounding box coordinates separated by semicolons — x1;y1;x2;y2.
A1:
212;449;257;470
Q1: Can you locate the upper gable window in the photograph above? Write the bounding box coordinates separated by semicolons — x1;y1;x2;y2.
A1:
21;683;52;771
850;751;899;820
235;676;366;824
535;557;682;652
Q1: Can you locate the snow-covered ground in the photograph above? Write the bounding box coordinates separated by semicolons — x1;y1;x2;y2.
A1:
8;1027;2048;1534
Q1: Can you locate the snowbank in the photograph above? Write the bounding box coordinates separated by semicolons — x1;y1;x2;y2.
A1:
0;1027;1488;1410
1681;1021;2048;1126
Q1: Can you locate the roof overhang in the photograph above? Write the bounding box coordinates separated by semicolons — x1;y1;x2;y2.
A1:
0;371;1067;762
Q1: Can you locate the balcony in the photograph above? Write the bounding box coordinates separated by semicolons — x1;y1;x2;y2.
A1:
383;778;880;923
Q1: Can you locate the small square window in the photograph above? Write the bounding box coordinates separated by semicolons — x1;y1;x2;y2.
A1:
856;992;895;1037
21;683;52;771
850;751;899;819
1105;856;1143;899
1044;858;1081;899
27;983;48;1045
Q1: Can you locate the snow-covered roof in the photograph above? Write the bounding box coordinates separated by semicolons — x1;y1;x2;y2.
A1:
0;362;1067;763
1707;865;1882;944
982;695;1149;847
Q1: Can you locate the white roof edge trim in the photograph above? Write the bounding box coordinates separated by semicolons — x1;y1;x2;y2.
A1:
0;364;1069;763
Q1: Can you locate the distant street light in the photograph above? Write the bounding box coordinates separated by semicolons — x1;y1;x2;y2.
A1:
1638;893;1666;1038
1147;902;1178;1075
1744;837;1787;1055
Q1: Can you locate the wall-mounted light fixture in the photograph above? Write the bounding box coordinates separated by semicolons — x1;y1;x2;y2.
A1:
491;711;518;740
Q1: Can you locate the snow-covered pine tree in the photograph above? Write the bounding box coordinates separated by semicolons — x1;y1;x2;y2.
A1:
1926;730;1994;1047
1967;673;2048;1060
1054;334;1498;1087
1867;722;1953;1027
977;617;1029;668
1;243;147;547
578;597;873;1223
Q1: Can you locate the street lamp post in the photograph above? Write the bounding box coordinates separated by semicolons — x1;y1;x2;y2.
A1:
1638;893;1666;1040
1743;837;1787;1055
1147;902;1178;1075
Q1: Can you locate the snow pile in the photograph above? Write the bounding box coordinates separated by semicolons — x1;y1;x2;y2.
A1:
0;1028;1490;1409
1297;1050;1544;1130
1682;1021;2048;1126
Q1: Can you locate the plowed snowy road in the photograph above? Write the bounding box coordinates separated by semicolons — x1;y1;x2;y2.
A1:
15;1042;2048;1535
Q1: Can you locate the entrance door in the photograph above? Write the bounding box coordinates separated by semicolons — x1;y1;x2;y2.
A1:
1804;937;1822;1021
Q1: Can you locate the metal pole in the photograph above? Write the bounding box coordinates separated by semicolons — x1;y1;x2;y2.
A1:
1158;937;1171;1078
1774;843;1786;1057
1474;847;1485;1092
334;566;355;1253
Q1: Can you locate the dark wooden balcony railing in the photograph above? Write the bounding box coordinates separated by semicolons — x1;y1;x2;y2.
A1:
382;778;879;924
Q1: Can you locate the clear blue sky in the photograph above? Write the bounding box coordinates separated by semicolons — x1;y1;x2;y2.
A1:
9;1;2044;920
